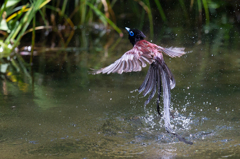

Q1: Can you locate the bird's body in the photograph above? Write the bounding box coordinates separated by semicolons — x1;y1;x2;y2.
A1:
92;39;184;76
92;27;193;145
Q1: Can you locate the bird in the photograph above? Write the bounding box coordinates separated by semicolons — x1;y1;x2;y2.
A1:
92;27;193;145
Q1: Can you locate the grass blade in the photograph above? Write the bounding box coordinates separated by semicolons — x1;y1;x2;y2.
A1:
178;0;189;22
30;15;35;64
202;0;209;25
154;0;167;22
144;0;153;38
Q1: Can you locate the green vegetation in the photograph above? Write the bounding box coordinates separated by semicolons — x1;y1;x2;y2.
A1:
0;0;239;91
0;0;50;53
0;0;238;51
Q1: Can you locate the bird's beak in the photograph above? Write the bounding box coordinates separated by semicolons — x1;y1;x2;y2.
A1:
125;27;130;32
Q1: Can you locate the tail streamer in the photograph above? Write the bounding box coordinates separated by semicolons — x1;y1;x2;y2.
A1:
138;60;193;145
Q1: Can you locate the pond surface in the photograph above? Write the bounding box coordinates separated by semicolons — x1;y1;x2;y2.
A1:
0;28;240;158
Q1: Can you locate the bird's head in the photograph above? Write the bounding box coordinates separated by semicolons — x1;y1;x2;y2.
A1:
125;27;146;46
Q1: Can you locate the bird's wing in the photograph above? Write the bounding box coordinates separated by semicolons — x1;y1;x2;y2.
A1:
158;46;186;58
92;46;154;75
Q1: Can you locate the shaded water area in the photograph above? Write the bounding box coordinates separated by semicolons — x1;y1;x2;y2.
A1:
0;27;240;159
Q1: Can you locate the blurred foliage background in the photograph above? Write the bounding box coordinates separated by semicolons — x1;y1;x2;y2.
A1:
1;0;240;49
0;0;240;92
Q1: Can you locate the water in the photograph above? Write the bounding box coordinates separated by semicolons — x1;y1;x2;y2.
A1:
0;30;240;158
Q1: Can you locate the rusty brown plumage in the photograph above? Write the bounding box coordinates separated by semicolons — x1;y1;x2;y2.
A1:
92;40;185;75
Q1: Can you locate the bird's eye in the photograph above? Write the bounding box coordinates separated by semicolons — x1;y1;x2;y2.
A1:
129;31;134;36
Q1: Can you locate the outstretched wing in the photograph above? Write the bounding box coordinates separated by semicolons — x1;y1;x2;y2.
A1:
158;46;186;58
92;45;154;75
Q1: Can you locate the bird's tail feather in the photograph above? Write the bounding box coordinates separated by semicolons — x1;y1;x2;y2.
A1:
138;66;151;93
138;60;193;145
159;63;172;132
162;63;175;89
138;61;175;105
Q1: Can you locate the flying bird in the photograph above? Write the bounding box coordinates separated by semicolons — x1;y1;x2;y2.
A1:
92;27;193;145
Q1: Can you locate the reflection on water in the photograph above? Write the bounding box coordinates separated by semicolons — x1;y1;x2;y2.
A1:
0;29;240;158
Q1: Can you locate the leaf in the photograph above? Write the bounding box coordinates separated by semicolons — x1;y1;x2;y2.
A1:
0;42;12;57
3;0;21;8
0;19;10;32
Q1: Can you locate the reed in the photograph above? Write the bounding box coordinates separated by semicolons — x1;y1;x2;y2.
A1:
154;0;166;22
0;0;235;55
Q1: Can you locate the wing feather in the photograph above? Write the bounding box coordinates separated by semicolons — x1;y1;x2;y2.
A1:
141;56;152;64
124;60;129;72
118;62;124;74
159;46;186;58
132;58;137;71
128;60;133;72
139;58;147;67
102;63;116;74
136;59;142;71
106;60;120;74
122;60;126;71
92;44;154;75
112;60;122;73
142;53;152;59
